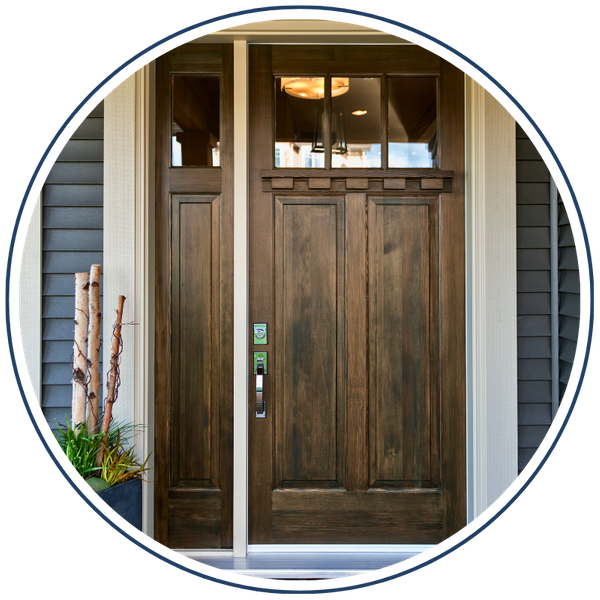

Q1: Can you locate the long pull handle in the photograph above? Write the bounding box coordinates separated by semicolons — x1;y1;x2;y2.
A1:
255;359;265;418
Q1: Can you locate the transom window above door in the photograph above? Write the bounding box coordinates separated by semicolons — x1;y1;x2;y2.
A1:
274;75;437;169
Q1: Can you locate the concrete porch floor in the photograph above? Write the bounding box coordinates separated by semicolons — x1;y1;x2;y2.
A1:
184;546;431;579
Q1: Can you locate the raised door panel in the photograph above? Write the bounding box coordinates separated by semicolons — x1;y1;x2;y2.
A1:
368;197;440;489
274;196;346;489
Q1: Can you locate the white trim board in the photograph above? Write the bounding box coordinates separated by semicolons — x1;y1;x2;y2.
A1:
232;39;249;558
248;545;434;553
176;544;433;557
18;192;42;405
465;76;518;521
104;70;155;537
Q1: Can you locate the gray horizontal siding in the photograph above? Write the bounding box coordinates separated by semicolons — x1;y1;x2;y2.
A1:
516;123;554;473
57;140;104;162
43;385;74;406
518;380;551;403
558;197;580;401
43;207;103;229
66;106;103;140
43;339;101;362
43;251;103;274
516;123;580;472
43;229;103;251
519;425;550;447
517;249;550;270
42;101;104;430
517;183;550;204
516;270;550;292
45;162;104;184
517;315;550;337
518;336;551;358
43;185;103;207
43;273;103;296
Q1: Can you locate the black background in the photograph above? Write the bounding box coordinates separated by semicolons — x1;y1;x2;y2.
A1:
2;3;598;597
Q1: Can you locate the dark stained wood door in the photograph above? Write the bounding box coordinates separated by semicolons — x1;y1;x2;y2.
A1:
248;46;465;544
154;44;234;548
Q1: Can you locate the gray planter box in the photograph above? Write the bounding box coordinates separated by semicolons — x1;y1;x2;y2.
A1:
97;477;142;530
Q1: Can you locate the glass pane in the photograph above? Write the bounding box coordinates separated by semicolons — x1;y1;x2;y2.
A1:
388;77;437;168
332;77;381;168
172;75;220;167
275;77;325;168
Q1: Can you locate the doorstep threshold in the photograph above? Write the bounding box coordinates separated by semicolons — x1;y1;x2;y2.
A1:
180;545;433;579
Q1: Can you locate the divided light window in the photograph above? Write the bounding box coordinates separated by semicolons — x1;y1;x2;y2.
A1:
274;75;437;169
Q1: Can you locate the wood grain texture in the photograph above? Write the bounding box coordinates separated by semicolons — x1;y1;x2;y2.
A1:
155;44;233;549
171;197;217;485
345;194;368;492
367;197;439;488
438;59;466;537
271;490;443;544
248;45;275;544
249;46;465;545
274;196;346;487
271;45;441;75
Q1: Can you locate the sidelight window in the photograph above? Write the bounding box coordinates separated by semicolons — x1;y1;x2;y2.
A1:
171;75;220;167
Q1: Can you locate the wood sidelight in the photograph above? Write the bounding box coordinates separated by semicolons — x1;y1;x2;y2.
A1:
248;46;465;544
155;44;234;548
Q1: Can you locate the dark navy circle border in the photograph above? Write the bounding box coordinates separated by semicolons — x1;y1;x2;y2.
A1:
2;3;597;596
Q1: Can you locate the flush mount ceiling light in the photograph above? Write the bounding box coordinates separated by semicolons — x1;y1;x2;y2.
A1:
352;110;368;116
281;77;349;99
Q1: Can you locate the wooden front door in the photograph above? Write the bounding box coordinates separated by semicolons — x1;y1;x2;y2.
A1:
155;42;465;549
248;46;466;544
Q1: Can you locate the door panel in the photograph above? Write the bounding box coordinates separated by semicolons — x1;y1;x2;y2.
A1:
249;45;465;544
368;197;439;489
274;196;346;489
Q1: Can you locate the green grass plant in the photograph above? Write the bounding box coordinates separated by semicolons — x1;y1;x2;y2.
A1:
55;417;151;486
54;417;104;479
99;428;151;487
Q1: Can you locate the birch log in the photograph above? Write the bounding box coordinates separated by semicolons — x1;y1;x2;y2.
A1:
87;264;102;433
72;272;90;434
96;295;126;467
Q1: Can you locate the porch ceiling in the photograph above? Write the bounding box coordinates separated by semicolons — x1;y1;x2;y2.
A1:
192;19;412;44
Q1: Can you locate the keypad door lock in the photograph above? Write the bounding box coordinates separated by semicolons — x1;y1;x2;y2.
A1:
253;323;267;345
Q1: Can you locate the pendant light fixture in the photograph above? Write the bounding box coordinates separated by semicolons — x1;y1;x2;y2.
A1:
280;77;349;155
311;108;347;155
281;77;349;99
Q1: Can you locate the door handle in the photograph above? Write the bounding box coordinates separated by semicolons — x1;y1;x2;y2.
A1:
254;352;267;419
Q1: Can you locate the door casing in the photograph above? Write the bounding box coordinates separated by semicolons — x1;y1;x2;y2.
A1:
155;39;464;547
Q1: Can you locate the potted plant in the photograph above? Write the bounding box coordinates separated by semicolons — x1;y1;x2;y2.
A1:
55;418;150;529
55;265;151;530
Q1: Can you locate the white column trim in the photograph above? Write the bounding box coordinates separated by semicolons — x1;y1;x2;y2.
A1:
232;39;249;558
103;75;136;429
19;193;42;405
134;64;155;537
466;76;518;520
104;67;155;537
